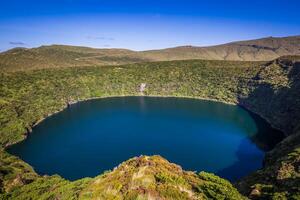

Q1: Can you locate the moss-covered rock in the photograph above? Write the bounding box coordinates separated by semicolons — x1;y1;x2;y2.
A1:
79;155;245;200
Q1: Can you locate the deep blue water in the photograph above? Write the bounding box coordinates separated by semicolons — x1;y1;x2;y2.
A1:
7;97;284;181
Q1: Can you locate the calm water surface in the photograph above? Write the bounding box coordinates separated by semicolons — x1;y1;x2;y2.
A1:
8;97;284;181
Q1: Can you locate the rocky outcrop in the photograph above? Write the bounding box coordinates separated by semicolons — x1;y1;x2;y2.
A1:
78;156;245;200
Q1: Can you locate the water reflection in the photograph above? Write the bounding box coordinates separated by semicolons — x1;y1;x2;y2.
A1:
7;96;284;181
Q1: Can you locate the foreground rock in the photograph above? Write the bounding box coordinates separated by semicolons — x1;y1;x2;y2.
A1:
1;155;245;200
80;155;245;200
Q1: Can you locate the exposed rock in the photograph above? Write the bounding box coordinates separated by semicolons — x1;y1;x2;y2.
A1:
79;155;245;199
249;188;261;198
139;83;147;93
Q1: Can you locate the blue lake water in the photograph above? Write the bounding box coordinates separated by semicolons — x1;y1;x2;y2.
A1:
7;97;284;181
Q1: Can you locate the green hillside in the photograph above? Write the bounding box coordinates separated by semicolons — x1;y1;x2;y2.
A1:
0;57;299;199
0;45;149;72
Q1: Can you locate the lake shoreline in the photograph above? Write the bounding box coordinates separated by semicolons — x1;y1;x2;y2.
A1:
4;94;285;150
7;96;282;182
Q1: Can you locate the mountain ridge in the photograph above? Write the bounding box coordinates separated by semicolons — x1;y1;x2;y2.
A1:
3;35;300;53
1;35;300;71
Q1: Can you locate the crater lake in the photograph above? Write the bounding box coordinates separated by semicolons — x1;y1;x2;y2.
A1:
7;96;284;181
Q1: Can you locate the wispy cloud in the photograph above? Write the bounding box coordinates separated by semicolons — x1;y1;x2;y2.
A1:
102;44;111;47
9;41;26;46
86;36;115;41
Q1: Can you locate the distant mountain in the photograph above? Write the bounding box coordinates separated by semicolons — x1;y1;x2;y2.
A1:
0;45;146;71
1;35;300;71
141;35;300;61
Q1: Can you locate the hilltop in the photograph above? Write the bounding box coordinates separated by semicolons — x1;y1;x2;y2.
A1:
0;152;244;200
142;36;300;61
1;35;300;71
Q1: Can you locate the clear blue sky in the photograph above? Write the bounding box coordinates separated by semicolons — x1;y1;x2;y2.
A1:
0;0;299;51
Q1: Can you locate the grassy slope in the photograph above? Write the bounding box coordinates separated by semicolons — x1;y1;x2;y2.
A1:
79;155;244;200
140;36;300;62
1;154;245;200
1;36;300;72
0;57;299;199
0;45;149;72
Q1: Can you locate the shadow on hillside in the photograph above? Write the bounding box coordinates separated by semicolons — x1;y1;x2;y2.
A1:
217;59;300;182
217;134;300;190
216;112;284;182
217;59;300;198
237;59;300;136
216;138;261;182
243;108;284;151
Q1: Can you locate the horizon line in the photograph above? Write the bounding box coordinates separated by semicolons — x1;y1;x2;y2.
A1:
2;34;299;53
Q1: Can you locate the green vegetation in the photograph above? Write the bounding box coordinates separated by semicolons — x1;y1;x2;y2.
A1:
0;45;147;72
0;56;299;199
79;156;245;200
0;59;262;147
236;130;300;199
2;176;91;200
